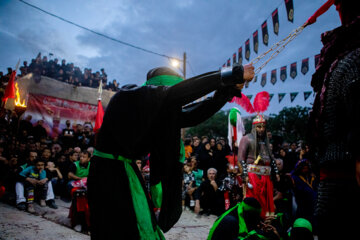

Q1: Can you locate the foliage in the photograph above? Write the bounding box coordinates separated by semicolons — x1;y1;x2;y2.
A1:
185;106;311;146
266;105;311;144
185;110;228;139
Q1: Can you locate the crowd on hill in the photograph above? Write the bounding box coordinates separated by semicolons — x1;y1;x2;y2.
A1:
0;53;120;91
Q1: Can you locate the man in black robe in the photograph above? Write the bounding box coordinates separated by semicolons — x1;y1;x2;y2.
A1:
308;1;360;239
87;63;254;239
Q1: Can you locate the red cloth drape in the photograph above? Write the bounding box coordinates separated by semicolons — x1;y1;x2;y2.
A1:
2;71;16;102
94;100;104;132
305;0;335;26
246;172;275;219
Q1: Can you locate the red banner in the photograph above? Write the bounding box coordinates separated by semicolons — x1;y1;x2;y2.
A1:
24;94;97;138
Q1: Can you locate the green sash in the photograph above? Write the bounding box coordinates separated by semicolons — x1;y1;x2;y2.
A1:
93;149;165;240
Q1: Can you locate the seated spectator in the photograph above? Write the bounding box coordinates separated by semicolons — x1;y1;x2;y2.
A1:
18;158;57;213
67;150;91;193
182;162;195;210
46;161;63;197
41;147;53;162
219;163;243;210
194;168;224;216
190;156;203;188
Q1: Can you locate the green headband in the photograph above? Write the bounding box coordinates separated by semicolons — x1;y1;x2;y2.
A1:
293;218;312;232
144;75;183;86
242;202;262;215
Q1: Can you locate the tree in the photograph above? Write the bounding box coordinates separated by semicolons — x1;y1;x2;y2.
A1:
266;105;311;144
185;110;228;139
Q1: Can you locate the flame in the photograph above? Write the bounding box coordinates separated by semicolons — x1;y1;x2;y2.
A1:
14;82;27;108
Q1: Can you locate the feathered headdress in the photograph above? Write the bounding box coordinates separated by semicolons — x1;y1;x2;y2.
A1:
230;91;270;124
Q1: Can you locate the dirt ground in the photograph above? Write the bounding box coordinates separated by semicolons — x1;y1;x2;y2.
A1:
0;200;217;240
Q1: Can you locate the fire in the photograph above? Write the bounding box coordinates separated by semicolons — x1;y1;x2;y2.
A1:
14;82;27;108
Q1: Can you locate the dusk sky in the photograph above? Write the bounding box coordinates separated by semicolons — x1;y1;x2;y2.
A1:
0;0;341;116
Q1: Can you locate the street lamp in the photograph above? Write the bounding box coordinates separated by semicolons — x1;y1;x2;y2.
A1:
170;52;186;80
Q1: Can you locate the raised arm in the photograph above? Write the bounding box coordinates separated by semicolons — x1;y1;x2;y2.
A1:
165;64;254;107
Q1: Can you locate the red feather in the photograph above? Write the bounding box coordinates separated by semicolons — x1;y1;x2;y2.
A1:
230;94;255;113
253;91;270;113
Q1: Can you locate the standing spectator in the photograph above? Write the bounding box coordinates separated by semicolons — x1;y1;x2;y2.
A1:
61;120;75;149
55;68;66;82
212;141;228;180
20;61;29;77
273;158;293;233
32;120;48;141
197;141;213;178
191;137;201;157
287;143;299;171
184;138;193;160
17;115;33;139
290;159;318;229
194;168;224;216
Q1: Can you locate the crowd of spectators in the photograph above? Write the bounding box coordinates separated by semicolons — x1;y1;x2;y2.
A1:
0;107;317;238
0;53;120;91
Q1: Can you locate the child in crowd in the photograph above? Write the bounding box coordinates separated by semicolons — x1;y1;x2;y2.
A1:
19;158;48;213
46;161;63;197
182;162;195;209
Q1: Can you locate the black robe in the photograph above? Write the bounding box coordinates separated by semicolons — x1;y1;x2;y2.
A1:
87;69;244;239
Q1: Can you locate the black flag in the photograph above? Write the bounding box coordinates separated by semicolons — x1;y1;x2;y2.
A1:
315;54;321;68
271;69;277;85
247;95;253;100
280;66;287;82
272;8;279;35
269;94;274;102
238;47;243;64
233;53;237;65
278;93;286;103
304;91;312;101
245;39;250;61
253;31;259;54
254;75;258;82
227;58;231;67
290;92;298;102
261;21;269;46
290;62;297;79
301;58;309;75
285;0;294;22
261;73;267;87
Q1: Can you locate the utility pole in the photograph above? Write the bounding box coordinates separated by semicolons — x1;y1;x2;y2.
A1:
181;52;187;140
183;52;186;80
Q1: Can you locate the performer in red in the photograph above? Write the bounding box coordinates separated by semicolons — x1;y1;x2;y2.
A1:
238;114;279;219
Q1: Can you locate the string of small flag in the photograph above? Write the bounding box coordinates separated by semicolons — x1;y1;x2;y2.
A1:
223;0;295;68
245;90;313;104
242;53;320;88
